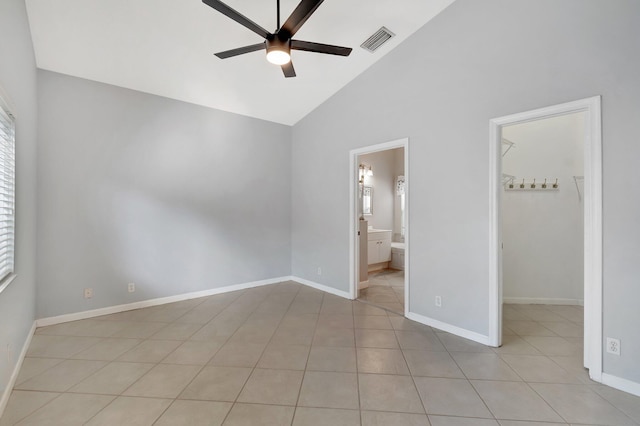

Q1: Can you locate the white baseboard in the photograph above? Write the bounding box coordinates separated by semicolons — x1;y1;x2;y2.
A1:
0;322;36;419
406;311;491;346
503;297;584;306
36;276;291;327
602;373;640;398
291;276;351;299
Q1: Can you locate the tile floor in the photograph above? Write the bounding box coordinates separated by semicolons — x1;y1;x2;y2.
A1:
2;282;640;425
358;269;404;314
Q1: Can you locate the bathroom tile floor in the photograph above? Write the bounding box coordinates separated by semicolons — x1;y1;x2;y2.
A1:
358;269;405;314
2;283;640;425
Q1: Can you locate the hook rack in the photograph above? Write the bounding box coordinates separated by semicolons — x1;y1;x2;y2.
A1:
505;177;559;191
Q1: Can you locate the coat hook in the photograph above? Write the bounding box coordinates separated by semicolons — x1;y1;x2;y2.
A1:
530;178;536;189
542;178;547;189
520;178;525;189
553;178;558;189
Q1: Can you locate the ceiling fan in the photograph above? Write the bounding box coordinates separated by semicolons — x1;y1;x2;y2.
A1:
202;0;353;77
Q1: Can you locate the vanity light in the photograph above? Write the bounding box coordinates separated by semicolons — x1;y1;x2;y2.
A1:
367;166;373;176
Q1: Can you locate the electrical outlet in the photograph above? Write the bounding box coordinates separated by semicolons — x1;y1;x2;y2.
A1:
606;337;621;355
317;267;322;276
435;296;442;307
128;282;135;293
84;288;93;299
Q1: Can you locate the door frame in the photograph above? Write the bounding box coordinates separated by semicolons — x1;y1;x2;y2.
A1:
349;138;409;316
488;96;602;381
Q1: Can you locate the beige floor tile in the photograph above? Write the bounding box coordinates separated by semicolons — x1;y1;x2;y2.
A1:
298;371;359;409
317;314;354;329
500;354;582;384
471;380;563;422
110;321;167;339
0;391;59;426
174;304;225;324
451;352;521;381
237;368;304;405
35;319;129;338
222;403;295;426
15;359;107;392
150;322;203;340
69;361;154;394
69;337;142;361
538;321;582;337
84;396;171;425
189;318;243;341
161;339;225;365
14;358;64;386
429;416;499;426
143;307;192;323
436;333;493;353
257;344;310;370
530;383;636;425
179;366;251;401
15;393;114;426
492;336;542;355
413;377;492;418
154;400;232;426
498;421;565;426
25;335;102;359
353;303;389;316
357;348;409;375
504;321;557;337
395;330;446;351
354;315;393;330
362;411;429;426
229;322;277;343
293;407;360;426
313;327;355;347
209;341;267;367
359;373;424;414
403;350;465;378
271;327;316;346
521;336;581;356
388;317;433;333
116;339;181;363
355;329;399;349
306;346;357;372
591;385;640;423
123;363;201;398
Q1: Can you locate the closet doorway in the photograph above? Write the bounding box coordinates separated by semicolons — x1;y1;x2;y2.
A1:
349;138;409;316
489;97;602;382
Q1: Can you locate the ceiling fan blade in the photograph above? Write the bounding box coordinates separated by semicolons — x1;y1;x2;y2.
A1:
280;0;324;37
202;0;270;39
215;43;265;59
291;40;352;56
281;61;296;78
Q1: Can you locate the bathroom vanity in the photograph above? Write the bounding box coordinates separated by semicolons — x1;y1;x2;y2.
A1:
367;229;392;271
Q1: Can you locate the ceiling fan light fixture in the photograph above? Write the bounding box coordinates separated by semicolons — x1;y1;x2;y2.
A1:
266;37;291;65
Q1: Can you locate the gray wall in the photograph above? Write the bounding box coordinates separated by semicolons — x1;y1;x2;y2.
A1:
0;0;38;394
36;71;292;318
291;0;640;383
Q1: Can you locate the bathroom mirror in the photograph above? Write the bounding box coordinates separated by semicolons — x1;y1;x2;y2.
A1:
363;186;373;215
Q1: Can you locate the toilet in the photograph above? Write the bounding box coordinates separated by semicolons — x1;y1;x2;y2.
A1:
390;242;405;270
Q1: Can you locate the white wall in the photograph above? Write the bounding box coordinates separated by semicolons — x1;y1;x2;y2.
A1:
0;0;38;397
291;0;640;384
36;71;292;318
502;113;584;304
359;149;401;231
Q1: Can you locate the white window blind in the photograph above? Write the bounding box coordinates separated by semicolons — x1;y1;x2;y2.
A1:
0;97;15;283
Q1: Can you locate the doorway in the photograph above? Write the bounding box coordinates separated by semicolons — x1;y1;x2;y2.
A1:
489;97;602;382
349;138;409;316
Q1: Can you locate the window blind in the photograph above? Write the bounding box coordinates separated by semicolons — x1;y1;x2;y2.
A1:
0;98;15;283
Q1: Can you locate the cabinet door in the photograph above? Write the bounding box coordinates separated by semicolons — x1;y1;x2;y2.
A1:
367;240;379;264
379;239;392;262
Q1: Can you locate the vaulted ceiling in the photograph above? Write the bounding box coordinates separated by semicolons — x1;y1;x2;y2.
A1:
25;0;455;125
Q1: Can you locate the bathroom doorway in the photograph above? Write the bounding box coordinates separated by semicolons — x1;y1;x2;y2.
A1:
489;97;602;381
349;138;409;316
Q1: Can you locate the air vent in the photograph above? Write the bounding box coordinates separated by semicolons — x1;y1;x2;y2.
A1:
360;27;395;53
